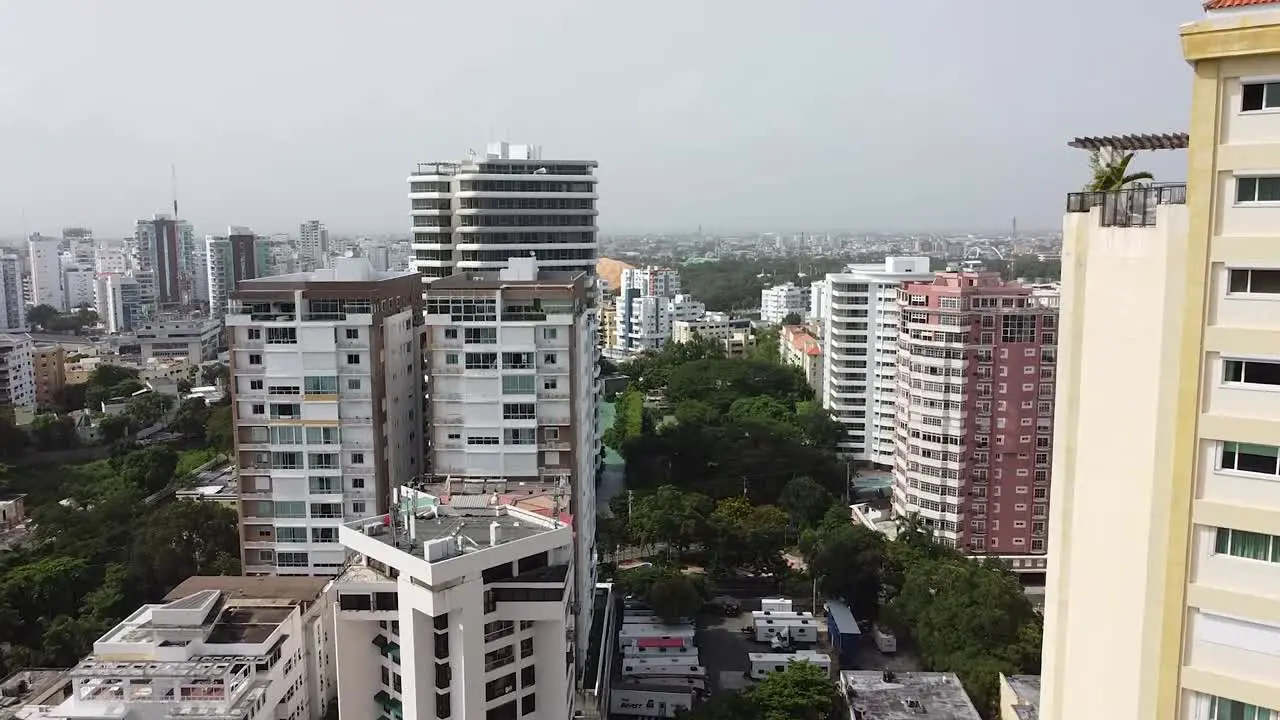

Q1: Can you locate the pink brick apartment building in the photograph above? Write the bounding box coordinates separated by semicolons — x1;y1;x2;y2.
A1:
892;271;1059;569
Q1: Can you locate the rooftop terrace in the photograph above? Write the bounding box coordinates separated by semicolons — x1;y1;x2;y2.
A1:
840;671;981;720
349;498;564;563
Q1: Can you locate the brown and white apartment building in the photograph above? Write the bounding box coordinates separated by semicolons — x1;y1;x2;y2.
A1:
226;257;424;576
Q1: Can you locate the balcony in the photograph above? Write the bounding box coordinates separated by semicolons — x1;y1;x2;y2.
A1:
1065;182;1186;228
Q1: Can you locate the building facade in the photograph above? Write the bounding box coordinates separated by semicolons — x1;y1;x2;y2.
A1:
820;257;934;462
33;345;65;411
408;142;598;285
28;233;64;311
134;214;195;313
619;266;681;299
1041;3;1280;718
0;334;36;416
891;271;1057;566
761;282;808;325
11;577;335;720
422;257;599;656
96;274;143;334
299;220;328;272
333;491;578;720
780;324;824;393
62;268;95;311
0;254;26;331
226;258;423;576
614;294;704;353
208;228;271;317
135;318;222;364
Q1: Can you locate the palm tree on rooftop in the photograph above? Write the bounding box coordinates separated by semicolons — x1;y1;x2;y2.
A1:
1086;147;1155;192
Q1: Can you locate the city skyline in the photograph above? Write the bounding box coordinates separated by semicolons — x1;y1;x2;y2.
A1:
0;0;1200;237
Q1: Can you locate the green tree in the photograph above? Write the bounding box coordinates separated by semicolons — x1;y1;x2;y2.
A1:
750;660;839;720
778;476;837;530
727;395;793;426
602;389;646;449
88;364;141;389
646;574;702;624
629;486;711;560
129;500;242;596
780;312;803;326
200;362;230;387
29;414;78;451
125;392;174;430
708;497;788;572
808;524;886;622
171;397;211;440
676;690;758;720
118;444;179;494
54;383;88;412
794;401;842;448
206;406;234;450
26;304;60;330
0;416;31;459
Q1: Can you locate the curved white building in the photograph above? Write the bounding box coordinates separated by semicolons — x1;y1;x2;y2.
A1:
409;142;598;287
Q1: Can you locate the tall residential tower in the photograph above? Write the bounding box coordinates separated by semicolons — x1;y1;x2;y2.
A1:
1041;1;1280;716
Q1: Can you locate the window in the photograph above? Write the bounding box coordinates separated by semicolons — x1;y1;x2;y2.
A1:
505;428;536;445
1243;81;1280;112
522;693;536;716
351;452;365;464
347;378;362;390
277;526;307;543
1203;694;1280;720
308;453;339;469
520;638;534;658
466;352;499;369
465;327;497;344
502;375;535;395
251;403;265;415
309;476;339;493
310;503;342;518
270;403;300;419
444;328;458;339
306;426;339;445
247;328;261;340
277;552;309;567
352;501;366;514
269;384;300;396
520;666;535;688
346;353;361;365
275;501;306;518
503;403;536;420
542;327;558;340
249;353;262;365
1215;527;1280;562
502;352;533;370
305;376;339;394
543;353;558;366
543;377;558;390
1220;441;1280;477
468;436;500;446
1224;358;1280;387
1228;267;1280;293
1236;176;1280;203
267;327;297;344
345;328;359;339
249;379;263;390
312;527;339;543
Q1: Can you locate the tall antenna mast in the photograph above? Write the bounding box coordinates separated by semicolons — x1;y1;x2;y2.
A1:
171;164;179;217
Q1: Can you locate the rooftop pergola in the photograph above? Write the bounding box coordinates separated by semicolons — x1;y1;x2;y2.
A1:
1067;133;1189;152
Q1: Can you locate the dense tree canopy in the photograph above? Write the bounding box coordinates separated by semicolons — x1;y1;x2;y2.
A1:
672;258;845;312
678;661;839;720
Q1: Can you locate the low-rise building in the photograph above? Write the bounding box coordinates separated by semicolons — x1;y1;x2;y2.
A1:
11;576;335;720
761;282;808;325
0;334;36;417
135;318;221;364
332;490;579;720
780;325;823;392
670;316;751;345
997;674;1040;720
838;671;981;720
33;345;65;410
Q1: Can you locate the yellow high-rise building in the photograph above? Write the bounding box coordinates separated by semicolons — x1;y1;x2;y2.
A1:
1043;2;1280;719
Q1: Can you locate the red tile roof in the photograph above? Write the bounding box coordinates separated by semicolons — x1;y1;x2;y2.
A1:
1205;0;1280;9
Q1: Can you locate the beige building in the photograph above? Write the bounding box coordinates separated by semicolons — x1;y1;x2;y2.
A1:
998;674;1039;720
1042;3;1280;719
33;345;65;410
779;324;823;392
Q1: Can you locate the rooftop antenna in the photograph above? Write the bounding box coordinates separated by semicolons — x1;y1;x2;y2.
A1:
171;164;179;218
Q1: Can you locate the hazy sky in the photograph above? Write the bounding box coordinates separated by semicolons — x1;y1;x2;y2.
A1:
0;0;1203;237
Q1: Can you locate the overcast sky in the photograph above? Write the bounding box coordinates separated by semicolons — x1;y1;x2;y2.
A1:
0;0;1203;238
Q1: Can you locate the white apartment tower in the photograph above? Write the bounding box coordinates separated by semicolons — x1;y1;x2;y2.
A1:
0;333;35;415
226;258;424;576
96;274;143;334
299;220;328;271
28;233;65;311
820;257;933;462
619;266;681;298
0;254;26;331
422;257;600;667
408;142;598;286
333;490;578;720
761;282;808;324
613;294;705;353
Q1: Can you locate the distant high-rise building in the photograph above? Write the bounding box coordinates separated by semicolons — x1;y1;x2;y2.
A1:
63;227;95;269
134;214;194;313
819;257;934;462
760;282;808;324
892;271;1058;567
226;257;423;576
97;273;143;333
94;239;129;275
299;220;328;271
0;255;26;331
206;227;270;317
408;142;598;286
62;268;96;311
28;233;65;311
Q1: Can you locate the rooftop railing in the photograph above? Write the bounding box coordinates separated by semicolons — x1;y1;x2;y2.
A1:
1065;182;1187;228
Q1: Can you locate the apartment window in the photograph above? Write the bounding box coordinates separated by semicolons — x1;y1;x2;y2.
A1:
1220;441;1280;477
465;327;497;344
308;476;340;493
505;428;536;445
277;552;309;567
444;328;458;339
247;328;262;340
1236;176;1280;203
351;478;365;489
1224;358;1280;387
543;352;558;366
467;352;499;370
522;694;536;716
1031;539;1045;553
312;527;339;543
1200;695;1280;720
250;403;265;415
345;328;359;340
352;501;366;514
502;374;536;395
542;327;558;340
486;673;518;702
520;665;535;688
267;327;297;344
1243;80;1280;111
308;453;338;469
351;452;365;464
310;503;342;518
503;403;536;420
271;452;302;469
306;426;339;445
249;379;264;390
1230;268;1280;295
542;377;558;390
277;526;307;543
468;436;500;446
435;694;451;718
346;353;361;365
1215;527;1280;562
269;427;305;447
520;637;534;658
347;378;362;390
249;353;262;365
305;376;339;394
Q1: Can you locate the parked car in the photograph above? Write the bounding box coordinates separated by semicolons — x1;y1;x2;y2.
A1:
705;596;741;616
